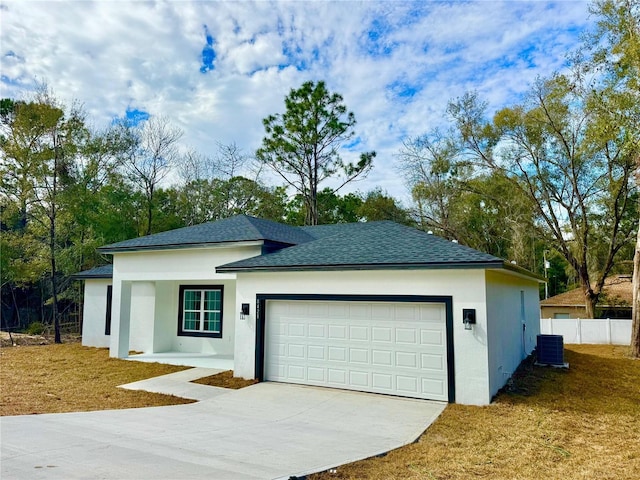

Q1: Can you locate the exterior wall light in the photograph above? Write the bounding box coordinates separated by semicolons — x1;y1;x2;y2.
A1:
240;303;250;320
463;309;476;330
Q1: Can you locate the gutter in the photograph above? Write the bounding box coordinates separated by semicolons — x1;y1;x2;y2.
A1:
216;260;507;274
98;239;269;254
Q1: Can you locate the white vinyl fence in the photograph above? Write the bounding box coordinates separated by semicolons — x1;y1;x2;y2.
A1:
540;318;632;345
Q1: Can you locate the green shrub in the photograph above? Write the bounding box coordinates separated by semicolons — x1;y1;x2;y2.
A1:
25;322;46;335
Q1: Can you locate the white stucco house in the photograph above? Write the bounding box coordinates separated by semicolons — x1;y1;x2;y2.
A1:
75;215;542;405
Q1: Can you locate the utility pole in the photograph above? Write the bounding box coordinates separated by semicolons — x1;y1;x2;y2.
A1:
543;250;550;299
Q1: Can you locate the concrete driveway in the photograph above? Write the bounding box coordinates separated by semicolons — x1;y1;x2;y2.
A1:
1;382;445;479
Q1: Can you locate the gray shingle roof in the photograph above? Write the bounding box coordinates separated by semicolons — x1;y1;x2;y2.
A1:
72;264;113;279
98;215;315;253
300;223;367;239
217;221;506;272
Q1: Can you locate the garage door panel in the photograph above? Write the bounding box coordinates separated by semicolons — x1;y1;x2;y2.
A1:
269;342;286;357
348;304;370;319
349;325;369;341
288;344;305;358
287;365;305;379
349;370;369;387
372;373;393;390
372;327;392;342
328;325;347;339
395;328;417;344
421;353;444;370
349;348;369;363
271;322;287;335
328;369;347;384
290;303;308;316
422;378;445;396
420;304;445;322
421;329;444;345
396;375;418;393
308;345;325;360
308;324;325;337
308;303;329;317
288;323;305;337
371;304;393;319
265;300;448;401
395;305;419;321
307;367;325;382
396;351;418;368
328;303;348;317
328;346;347;361
372;349;392;366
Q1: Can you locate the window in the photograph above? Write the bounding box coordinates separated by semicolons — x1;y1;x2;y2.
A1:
178;285;223;338
105;285;113;335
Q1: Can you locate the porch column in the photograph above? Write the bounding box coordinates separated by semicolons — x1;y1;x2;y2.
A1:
110;280;132;358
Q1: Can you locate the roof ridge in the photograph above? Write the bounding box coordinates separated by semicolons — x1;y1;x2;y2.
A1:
98;214;313;253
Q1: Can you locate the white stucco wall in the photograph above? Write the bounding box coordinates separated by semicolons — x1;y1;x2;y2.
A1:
485;270;541;398
108;244;261;357
128;282;156;353
153;282;175;352
81;279;112;348
233;268;493;405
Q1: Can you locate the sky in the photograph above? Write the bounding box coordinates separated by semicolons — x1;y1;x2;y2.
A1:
0;0;594;202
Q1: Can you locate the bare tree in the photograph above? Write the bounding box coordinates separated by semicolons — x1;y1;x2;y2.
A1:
178;141;251;186
124;116;183;235
397;129;463;236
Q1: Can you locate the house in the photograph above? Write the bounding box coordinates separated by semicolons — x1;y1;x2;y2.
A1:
75;215;542;406
540;275;633;319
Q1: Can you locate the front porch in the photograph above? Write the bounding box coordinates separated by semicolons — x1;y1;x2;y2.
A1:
126;352;234;370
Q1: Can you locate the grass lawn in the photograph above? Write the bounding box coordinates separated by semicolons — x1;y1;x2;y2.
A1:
1;342;638;479
0;342;194;415
310;344;640;480
192;369;258;389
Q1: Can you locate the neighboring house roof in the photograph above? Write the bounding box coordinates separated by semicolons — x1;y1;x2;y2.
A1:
97;215;315;253
72;264;113;279
540;275;633;308
217;221;524;273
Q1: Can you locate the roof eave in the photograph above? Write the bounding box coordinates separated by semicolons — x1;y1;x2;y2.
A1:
497;262;546;282
98;239;267;254
540;303;586;308
541;303;631;308
72;274;113;280
216;260;505;274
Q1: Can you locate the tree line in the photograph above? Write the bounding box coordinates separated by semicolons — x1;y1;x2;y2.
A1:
1;0;638;355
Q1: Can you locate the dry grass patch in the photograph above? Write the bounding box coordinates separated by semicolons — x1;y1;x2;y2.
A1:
0;343;194;416
310;345;640;480
1;331;81;347
192;370;258;389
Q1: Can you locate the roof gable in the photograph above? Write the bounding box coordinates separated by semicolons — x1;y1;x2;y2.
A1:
98;215;315;253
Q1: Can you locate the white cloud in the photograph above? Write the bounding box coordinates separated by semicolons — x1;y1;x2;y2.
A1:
0;0;593;202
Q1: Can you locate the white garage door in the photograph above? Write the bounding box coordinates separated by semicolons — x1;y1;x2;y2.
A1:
265;300;448;401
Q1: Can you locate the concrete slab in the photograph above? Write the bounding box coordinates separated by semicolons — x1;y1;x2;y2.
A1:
119;368;230;401
126;353;234;369
1;383;446;480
